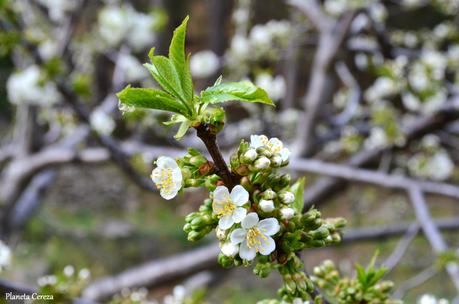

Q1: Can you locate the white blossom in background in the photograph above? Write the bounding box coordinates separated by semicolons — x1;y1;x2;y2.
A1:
78;268;91;280
90;110;115;136
151;156;183;200
37;275;57;287
98;6;129;46
98;5;157;50
408;149;454;181
365;77;400;102
190;50;219;78
230;35;250;58
37;0;77;23
324;0;347;16
0;240;11;271
255;73;286;101
126;11;157;51
7;65;60;106
230;213;279;260
421;49;447;80
118;54;148;82
164;285;187;304
417;294;449;304
212;185;248;230
364;127;388;150
63;265;75;277
38;40;59;60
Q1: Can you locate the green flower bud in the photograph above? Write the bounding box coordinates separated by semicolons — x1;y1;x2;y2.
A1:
279;191;295;204
218;253;234;268
262;188;277;200
270;154;283;167
310;227;330;240
234;164;250;176
254;156;271;170
256;146;272;158
190;155;206;166
183;223;192;233
280;207;295;220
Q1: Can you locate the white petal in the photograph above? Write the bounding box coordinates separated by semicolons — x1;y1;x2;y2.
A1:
280;147;290;161
218;215;234;230
172;168;183;183
232;207;247;223
258;218;280;236
239;241;257;260
257;235;276;255
241;212;259;229
230;228;246;245
268;137;283;149
160;188;178;200
156;156;178;169
213;186;230;202
151;167;162;183
250;135;263;148
230;185;249;206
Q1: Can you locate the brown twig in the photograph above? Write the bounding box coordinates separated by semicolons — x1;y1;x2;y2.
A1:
195;124;238;189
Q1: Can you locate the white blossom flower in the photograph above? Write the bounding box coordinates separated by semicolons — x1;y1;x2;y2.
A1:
90;110;116;135
7;65;60;106
190;50;220;78
230;213;279;260
365;77;399;102
220;242;239;257
38;40;58;60
280;207;295;220
118;54;148;82
417;294;449;304
78;268;91;280
151;156;183;200
37;0;77;22
126;11;157;51
37;275;57;287
364;128;388;149
98;6;129;47
250;135;290;161
231;35;250;58
259;199;275;212
0;240;11;271
255;73;286;101
164;285;187;304
63;265;75;277
212;185;248;230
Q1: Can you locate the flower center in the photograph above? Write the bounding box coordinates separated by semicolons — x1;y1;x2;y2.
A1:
246;227;267;250
155;168;174;192
216;199;236;216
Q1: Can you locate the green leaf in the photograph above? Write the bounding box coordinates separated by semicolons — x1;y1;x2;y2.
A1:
290;177;305;214
174;120;191;140
169;16;193;101
117;86;187;115
200;81;274;106
163;113;187;126
144;56;186;101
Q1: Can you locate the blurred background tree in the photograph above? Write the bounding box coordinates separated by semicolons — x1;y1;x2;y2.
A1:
0;0;458;303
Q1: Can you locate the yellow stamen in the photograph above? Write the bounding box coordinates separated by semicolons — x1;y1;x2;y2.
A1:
246;227;268;251
213;199;236;216
154;168;174;192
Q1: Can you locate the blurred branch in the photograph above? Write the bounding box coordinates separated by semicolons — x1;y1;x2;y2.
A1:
408;186;459;292
332;61;361;126
393;266;437;299
381;223;419;273
82;243;220;301
289;2;358;157
289;158;459;203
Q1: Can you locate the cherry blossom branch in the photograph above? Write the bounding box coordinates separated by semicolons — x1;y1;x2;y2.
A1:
195;123;238;189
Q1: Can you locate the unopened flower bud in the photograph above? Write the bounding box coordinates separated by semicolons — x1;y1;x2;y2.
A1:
262;188;276;200
279;191;295;204
254;156;271;170
220;242;238;257
256;146;272;158
270;154;283;167
259;199;275;212
242;148;258;163
280;207;295;220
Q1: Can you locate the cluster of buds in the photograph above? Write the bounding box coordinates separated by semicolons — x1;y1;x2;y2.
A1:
278;255;315;301
183;198;216;241
177;148;220;190
231;135;290;176
312;260;402;304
